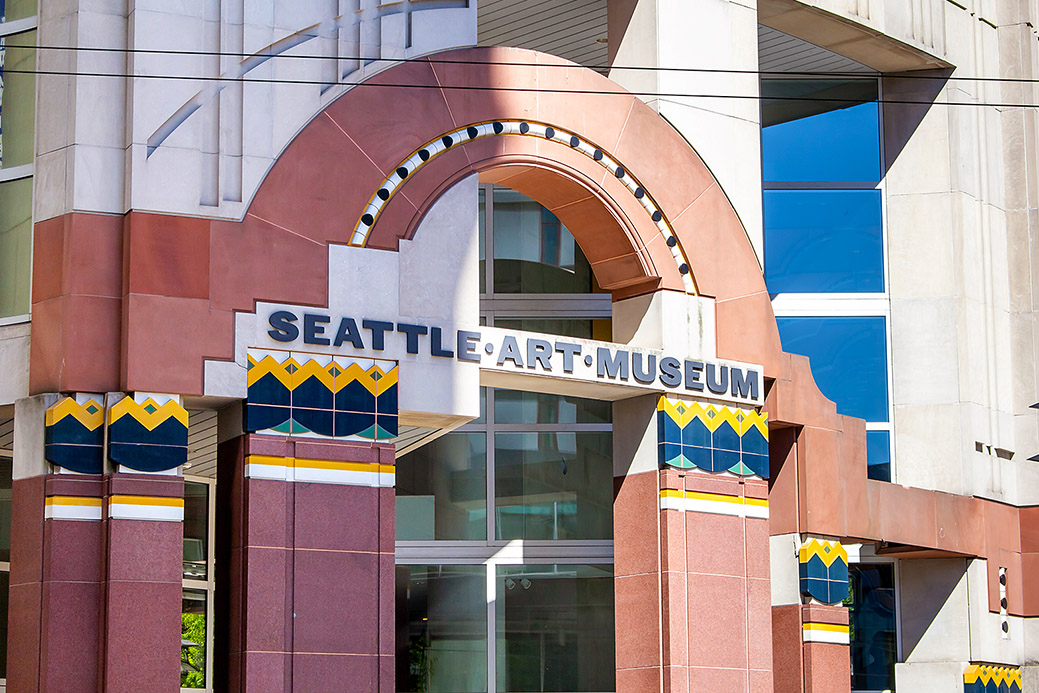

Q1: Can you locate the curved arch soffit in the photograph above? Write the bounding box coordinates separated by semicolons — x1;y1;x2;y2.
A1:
353;119;697;294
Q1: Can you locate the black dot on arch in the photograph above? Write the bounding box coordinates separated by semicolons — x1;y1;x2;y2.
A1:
615;166;625;178
361;214;374;226
396;167;409;179
492;122;504;134
634;187;645;199
442;135;454;148
467;126;479;139
519;122;530;134
418;149;430;161
679;263;690;274
651;210;662;222
666;236;678;248
545;126;555;139
569;135;580;147
377;189;389;201
593;149;603;161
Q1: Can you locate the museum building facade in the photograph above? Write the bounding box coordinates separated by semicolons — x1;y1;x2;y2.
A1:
1;0;1039;691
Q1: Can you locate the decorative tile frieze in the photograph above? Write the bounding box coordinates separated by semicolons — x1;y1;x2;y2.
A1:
656;396;768;477
798;538;849;605
44;395;105;474
107;395;189;473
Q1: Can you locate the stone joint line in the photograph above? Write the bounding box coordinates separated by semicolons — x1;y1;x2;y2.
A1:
351;119;697;294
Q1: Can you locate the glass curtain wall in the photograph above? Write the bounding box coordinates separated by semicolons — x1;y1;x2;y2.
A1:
761;78;894;481
0;0;37;321
395;185;616;692
182;477;216;691
845;562;898;691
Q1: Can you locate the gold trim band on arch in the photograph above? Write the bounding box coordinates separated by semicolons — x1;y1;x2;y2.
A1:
351;119;697;294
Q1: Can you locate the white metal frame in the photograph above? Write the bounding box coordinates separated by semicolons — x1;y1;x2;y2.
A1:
396;184;617;692
181;474;217;693
762;75;896;480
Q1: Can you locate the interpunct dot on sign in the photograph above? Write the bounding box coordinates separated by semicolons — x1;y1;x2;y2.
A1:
484;343;494;354
584;355;593;366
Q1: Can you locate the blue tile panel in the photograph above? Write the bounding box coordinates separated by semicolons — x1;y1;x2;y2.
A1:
798;539;849;605
656;397;769;478
44;396;105;474
245;350;398;441
963;664;1022;693
107;397;189;473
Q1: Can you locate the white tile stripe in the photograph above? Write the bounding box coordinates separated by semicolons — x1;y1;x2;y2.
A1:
352;119;697;293
44;504;103;521
802;627;850;645
244;462;395;488
659;494;770;520
108;503;184;522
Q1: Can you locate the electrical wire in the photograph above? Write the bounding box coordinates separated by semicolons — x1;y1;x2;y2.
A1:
2;66;1036;109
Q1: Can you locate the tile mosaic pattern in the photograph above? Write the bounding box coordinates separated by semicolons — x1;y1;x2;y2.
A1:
798;538;849;605
963;664;1022;693
656;397;769;477
44;395;105;474
351;119;697;293
245;349;398;441
107;396;189;472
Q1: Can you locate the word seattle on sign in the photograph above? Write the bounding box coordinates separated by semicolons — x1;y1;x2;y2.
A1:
265;310;764;406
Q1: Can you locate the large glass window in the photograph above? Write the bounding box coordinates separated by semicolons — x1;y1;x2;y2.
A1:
761;76;893;481
396;185;615;692
182;478;215;690
846;563;898;692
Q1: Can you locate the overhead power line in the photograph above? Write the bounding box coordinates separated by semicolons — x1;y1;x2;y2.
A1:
5;42;1039;85
3;66;1038;109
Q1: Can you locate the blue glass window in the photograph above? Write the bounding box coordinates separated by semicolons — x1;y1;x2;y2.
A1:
866;430;890;482
776;316;889;422
846;563;897;691
764;190;884;293
762;80;881;182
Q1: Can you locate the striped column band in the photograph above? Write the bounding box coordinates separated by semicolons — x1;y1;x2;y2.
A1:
351;119;697;294
659;488;769;519
802;623;850;645
44;495;103;521
244;455;395;487
108;495;185;522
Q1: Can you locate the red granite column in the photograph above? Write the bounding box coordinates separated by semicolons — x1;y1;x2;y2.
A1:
218;433;395;691
800;604;850;693
8;395;105;693
100;472;185;692
614;466;773;693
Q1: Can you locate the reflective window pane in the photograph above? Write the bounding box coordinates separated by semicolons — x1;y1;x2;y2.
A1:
396;565;487;693
494;389;611;426
479;187;486;291
181;590;207;689
496;564;615;692
396;432;487;541
776;316;889;422
867;430;891;482
495;432;612;540
183;482;208;580
0;30;37;169
764;190;884;293
492;188;594;294
846;563;897;691
494;318;612;341
0;177;32;318
762;79;881;182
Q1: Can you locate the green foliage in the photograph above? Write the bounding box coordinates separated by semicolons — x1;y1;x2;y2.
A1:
181;613;206;688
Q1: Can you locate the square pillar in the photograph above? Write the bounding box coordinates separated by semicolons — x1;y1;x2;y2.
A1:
217;433;396;691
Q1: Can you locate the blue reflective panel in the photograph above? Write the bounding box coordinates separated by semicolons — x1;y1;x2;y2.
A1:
764;190;884;293
776;316;889;422
866;430;891;482
762;102;881;183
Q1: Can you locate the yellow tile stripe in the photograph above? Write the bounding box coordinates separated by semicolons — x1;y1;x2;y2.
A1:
802;623;849;634
660;488;768;507
964;664;1022;686
107;397;189;429
108;495;185;508
45;495;103;507
799;538;849;568
45;397;105;430
246;455;395;474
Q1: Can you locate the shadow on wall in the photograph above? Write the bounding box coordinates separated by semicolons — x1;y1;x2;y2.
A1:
882;69;953;175
897;556;968;660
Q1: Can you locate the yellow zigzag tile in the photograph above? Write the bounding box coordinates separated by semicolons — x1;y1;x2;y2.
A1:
247;354;294;388
248;353;399;396
45;397;104;430
799;539;848;568
658;397;768;440
964;664;1022;687
108;397;188;430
